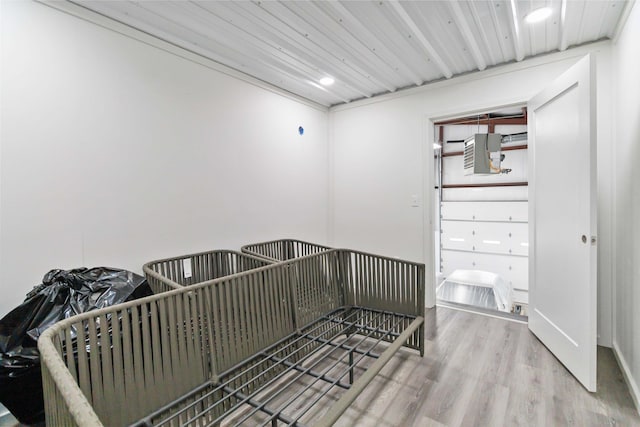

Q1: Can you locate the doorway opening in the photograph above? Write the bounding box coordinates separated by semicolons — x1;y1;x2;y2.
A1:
433;106;529;321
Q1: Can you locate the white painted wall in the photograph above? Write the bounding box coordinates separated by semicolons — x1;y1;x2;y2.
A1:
0;1;329;317
0;2;627;379
330;42;614;346
612;0;640;411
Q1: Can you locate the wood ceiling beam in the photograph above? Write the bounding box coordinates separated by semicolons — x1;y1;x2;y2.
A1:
441;144;528;158
434;114;527;126
442;182;528;189
435;117;527;126
506;0;525;61
448;1;487;71
387;0;453;79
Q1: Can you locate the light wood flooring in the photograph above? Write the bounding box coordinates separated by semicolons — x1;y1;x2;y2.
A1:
329;306;640;426
2;306;638;426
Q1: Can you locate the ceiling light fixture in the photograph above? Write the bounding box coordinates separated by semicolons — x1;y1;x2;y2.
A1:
525;7;553;24
319;77;334;86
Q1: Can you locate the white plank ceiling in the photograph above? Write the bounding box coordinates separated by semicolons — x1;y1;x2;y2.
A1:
74;0;628;107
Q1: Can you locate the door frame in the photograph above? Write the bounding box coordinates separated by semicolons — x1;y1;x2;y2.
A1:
423;99;529;309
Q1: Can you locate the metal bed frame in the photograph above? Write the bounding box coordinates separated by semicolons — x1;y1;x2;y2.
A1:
38;249;425;426
241;239;332;263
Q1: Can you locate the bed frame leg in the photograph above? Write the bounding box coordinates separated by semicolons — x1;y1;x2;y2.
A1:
349;350;354;384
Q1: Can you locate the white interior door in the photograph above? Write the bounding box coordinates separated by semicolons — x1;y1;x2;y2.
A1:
528;55;597;391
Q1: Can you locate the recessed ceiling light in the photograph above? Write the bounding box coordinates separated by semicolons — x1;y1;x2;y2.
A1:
525;7;553;24
319;77;334;86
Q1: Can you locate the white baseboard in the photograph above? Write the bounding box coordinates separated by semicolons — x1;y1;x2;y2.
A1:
612;341;640;415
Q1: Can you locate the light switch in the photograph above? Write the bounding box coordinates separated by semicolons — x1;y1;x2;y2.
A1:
411;194;419;207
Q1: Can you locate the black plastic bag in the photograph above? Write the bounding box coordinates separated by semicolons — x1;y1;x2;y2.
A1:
0;267;152;424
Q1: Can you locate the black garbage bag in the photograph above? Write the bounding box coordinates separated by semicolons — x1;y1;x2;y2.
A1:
0;267;152;425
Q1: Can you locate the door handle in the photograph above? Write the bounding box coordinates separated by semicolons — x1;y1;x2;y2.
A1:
582;235;587;244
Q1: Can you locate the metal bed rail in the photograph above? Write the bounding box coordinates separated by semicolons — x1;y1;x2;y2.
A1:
143;249;272;293
39;286;215;427
140;307;422;427
339;250;426;355
241;239;332;263
38;249;425;426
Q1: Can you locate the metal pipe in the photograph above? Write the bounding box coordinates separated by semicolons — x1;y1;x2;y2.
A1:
313;317;424;427
284;315;408;425
235;311;388;427
155;308;364;426
202;309;379;427
301;334;381;359
269;354;351;390
220;386;299;426
348;351;354;385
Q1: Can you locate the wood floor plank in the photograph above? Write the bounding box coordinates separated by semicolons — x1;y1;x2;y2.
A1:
412;365;479;426
503;386;549;427
331;306;640;427
223;307;639;426
459;380;510;427
8;306;638;427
